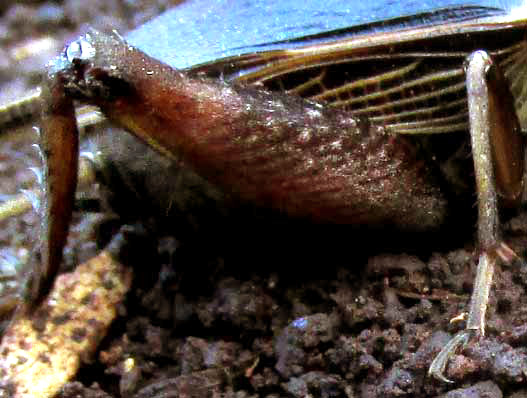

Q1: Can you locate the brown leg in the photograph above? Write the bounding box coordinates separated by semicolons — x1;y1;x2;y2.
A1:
428;50;524;382
19;69;79;312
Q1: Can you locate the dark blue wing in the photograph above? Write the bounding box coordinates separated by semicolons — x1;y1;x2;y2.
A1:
125;0;522;70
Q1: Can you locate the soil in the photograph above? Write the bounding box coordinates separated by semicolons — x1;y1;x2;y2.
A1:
1;1;527;397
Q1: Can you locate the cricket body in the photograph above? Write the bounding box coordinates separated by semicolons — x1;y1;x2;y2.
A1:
28;0;527;383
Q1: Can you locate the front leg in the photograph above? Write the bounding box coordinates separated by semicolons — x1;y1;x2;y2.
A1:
21;59;80;312
429;50;524;382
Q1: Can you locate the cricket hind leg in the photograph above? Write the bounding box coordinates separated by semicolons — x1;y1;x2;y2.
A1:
428;50;525;383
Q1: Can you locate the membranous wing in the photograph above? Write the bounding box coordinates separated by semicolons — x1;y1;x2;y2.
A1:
128;0;527;135
192;6;527;135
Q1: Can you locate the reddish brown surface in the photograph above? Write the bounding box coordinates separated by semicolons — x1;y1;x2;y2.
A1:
1;2;527;398
70;31;448;230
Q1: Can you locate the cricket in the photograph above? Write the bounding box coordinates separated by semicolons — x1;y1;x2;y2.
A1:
1;0;527;392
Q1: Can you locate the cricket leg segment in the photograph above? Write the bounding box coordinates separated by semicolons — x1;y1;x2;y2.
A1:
429;50;524;382
23;69;79;310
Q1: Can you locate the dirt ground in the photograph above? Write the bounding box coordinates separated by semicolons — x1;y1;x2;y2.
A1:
1;1;527;397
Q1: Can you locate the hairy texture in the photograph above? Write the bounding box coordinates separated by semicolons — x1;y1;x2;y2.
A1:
61;31;448;231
